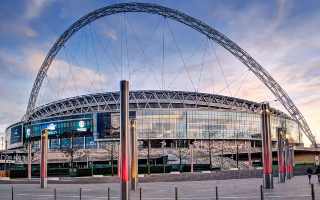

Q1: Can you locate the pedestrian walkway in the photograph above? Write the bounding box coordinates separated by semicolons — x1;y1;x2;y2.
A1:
0;175;318;199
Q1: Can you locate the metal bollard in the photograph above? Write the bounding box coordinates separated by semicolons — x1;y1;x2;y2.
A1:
11;186;14;200
260;185;264;200
107;187;110;200
54;188;56;200
140;187;142;200
175;187;178;200
79;188;82;200
311;184;315;200
215;186;218;200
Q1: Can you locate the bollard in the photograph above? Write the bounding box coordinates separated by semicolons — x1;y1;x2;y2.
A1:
260;185;264;200
79;188;82;200
11;186;13;200
54;188;56;200
140;187;142;200
108;187;110;200
311;184;315;200
215;186;218;200
175;187;178;200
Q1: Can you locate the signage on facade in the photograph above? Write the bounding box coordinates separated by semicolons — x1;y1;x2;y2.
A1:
77;120;87;132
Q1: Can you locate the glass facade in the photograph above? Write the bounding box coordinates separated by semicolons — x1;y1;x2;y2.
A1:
136;109;261;140
9;108;301;151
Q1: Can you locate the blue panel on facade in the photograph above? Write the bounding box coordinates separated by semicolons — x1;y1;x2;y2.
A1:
10;125;23;144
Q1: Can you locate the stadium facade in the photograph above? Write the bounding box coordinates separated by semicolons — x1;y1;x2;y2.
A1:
5;90;302;171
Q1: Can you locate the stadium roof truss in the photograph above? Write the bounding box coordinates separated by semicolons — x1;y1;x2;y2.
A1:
28;90;267;120
25;2;316;146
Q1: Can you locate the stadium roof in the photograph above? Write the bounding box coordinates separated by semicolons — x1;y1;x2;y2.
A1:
27;90;290;121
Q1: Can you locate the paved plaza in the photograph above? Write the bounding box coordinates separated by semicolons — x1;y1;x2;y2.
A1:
0;175;319;199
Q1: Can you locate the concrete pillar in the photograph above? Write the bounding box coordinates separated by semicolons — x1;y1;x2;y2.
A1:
261;103;273;189
277;128;285;183
120;80;130;200
130;120;138;191
40;129;48;188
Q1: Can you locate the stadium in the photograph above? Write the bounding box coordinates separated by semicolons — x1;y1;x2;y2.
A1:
4;90;302;176
1;2;316;177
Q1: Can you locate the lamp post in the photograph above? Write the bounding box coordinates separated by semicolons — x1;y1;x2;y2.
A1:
147;133;151;175
209;132;212;170
236;132;239;169
4;140;7;173
27;139;32;180
160;140;166;174
221;132;224;170
111;141;114;176
190;143;194;173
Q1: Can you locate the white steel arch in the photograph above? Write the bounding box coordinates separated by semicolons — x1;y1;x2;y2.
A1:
25;2;316;146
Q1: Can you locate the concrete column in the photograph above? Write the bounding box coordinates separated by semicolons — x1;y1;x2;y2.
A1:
40;129;48;188
120;80;130;200
28;141;32;180
277;128;285;183
261;103;273;189
130;120;138;191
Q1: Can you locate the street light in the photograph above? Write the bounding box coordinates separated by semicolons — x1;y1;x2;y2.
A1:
26;128;32;180
160;140;166;174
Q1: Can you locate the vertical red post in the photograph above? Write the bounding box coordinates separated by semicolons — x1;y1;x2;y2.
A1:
261;103;273;189
120;80;130;200
40;129;48;188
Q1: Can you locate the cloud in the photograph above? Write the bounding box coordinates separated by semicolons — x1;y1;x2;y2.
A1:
208;1;320;142
104;29;118;41
0;21;38;38
25;0;51;20
0;49;108;132
0;0;53;38
21;51;108;105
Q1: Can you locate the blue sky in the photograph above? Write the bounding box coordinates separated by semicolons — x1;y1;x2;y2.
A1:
0;0;319;144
